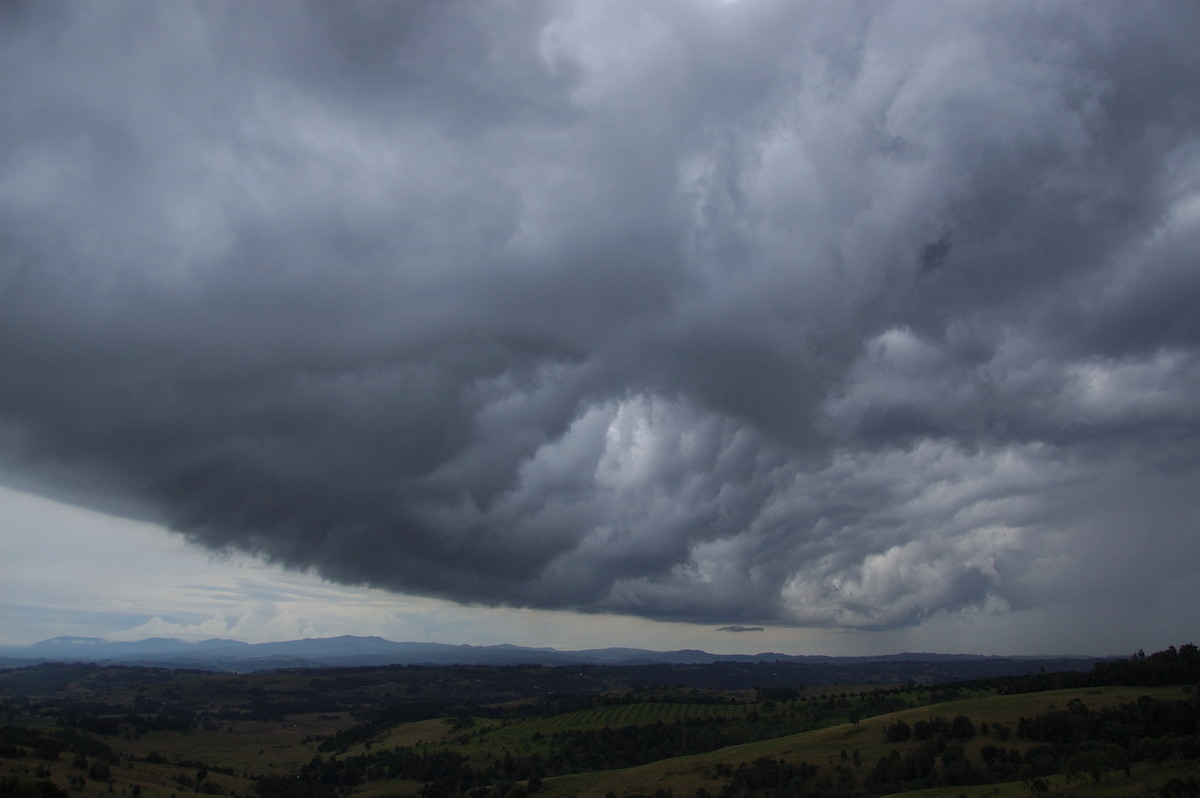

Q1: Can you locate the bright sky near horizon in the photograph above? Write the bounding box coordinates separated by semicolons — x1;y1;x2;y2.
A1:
2;1;1199;657
4;485;1189;656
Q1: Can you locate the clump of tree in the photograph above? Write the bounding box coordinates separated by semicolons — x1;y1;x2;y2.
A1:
716;757;823;797
1158;775;1200;797
0;775;70;798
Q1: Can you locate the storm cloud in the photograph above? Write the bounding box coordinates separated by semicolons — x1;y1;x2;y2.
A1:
3;1;1199;632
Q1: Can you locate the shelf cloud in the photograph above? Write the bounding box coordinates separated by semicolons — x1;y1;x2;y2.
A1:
2;1;1199;632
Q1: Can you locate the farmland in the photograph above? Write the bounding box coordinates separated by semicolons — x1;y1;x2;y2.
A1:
1;646;1197;797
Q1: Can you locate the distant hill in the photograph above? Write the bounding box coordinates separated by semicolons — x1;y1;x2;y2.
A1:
0;634;1106;680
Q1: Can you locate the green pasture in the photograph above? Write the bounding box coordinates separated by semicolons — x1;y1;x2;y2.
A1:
121;713;352;772
882;757;1200;798
2;681;1193;798
340;702;755;766
368;717;466;751
535;685;1193;798
488;701;746;737
1;743;259;798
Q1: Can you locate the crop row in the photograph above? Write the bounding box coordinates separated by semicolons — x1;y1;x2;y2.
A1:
487;702;747;739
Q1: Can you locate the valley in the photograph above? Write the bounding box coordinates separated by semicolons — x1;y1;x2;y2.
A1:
1;646;1196;797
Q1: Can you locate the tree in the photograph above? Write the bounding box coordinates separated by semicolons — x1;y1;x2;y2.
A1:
1023;777;1049;796
950;715;976;740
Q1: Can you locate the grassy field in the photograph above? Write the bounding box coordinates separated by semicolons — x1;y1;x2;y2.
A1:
494;701;747;734
879;757;1200;798
533;686;1193;798
119;714;353;772
1;663;1195;798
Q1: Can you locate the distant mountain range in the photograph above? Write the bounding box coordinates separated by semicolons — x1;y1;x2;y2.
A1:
0;634;1105;674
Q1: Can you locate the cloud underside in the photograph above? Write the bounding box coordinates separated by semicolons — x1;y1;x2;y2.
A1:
2;1;1199;629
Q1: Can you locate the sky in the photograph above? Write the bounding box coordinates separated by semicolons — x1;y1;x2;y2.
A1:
2;0;1199;657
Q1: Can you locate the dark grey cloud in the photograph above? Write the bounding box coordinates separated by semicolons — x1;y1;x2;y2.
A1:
3;1;1199;634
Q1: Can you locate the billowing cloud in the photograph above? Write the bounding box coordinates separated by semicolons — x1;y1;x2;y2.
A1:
2;1;1199;633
